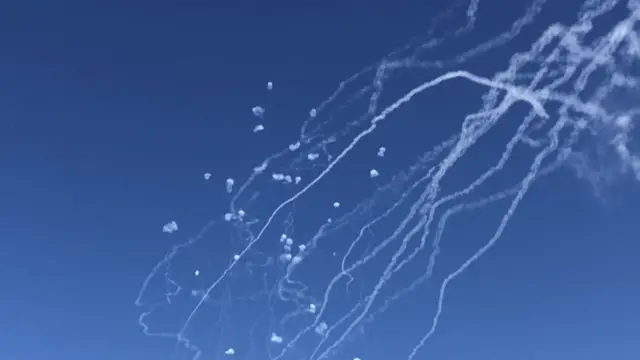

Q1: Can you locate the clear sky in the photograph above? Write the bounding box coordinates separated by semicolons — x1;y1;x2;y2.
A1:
1;1;640;360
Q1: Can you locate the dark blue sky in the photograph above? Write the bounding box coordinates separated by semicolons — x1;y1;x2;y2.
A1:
1;1;639;360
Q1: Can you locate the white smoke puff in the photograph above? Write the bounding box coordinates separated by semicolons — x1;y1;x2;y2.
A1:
369;169;379;178
289;142;301;151
377;146;386;157
224;348;235;355
226;178;235;193
283;245;291;252
194;270;200;276
233;254;240;261
309;108;317;117
224;213;233;221
272;174;293;183
298;244;306;252
294;176;302;184
280;234;287;242
354;358;361;360
291;256;303;264
267;81;273;90
616;115;631;130
237;209;245;217
280;253;292;262
285;237;294;245
315;322;328;335
204;172;212;180
162;221;178;233
270;333;283;344
308;303;316;313
253;124;264;133
252;106;265;118
333;202;340;208
307;153;319;161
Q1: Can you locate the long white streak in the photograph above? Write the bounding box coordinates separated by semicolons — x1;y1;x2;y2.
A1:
311;108;511;360
178;69;547;340
311;94;545;359
327;138;575;349
393;106;539;275
407;120;565;360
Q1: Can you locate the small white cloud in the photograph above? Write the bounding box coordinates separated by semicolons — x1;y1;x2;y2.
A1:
315;322;328;335
267;81;273;90
194;270;200;276
253;124;265;133
333;202;340;208
272;173;293;183
369;169;379;178
280;253;292;262
226;178;235;193
377;146;386;157
233;254;240;261
616;115;631;130
270;333;283;344
309;108;317;117
224;348;235;355
204;172;212;180
252;106;265;118
162;221;178;234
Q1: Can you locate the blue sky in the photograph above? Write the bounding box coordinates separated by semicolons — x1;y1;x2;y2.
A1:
1;1;640;360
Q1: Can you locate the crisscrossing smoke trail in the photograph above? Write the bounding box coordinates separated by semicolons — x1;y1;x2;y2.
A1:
136;1;640;359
